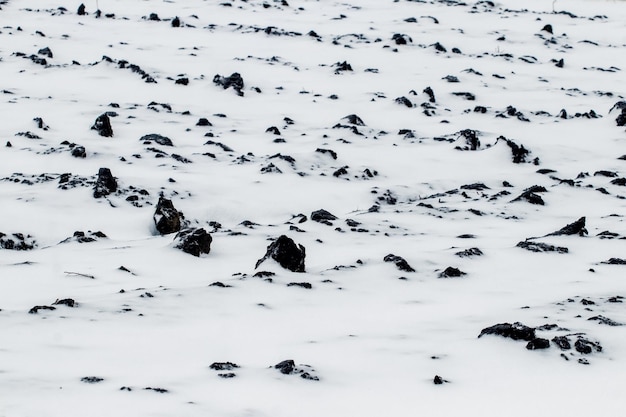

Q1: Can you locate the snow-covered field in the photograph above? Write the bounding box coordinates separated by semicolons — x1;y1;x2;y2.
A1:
1;0;625;415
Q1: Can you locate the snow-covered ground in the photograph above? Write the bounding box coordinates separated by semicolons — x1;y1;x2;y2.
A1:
1;0;625;415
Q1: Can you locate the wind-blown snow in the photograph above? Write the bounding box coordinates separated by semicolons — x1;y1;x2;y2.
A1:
0;0;625;416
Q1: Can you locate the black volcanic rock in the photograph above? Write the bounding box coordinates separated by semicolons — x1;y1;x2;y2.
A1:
478;322;536;341
341;114;365;126
0;233;36;250
71;146;86;158
516;241;568;254
213;72;244;96
77;4;86;15
459;129;480;150
174;228;212;257
384;254;415;272
255;235;306;272
93;168;117;198
154;197;182;235
91;113;113;137
526;338;550;350
311;209;338;225
547;217;588;237
140;133;173;146
552;336;571;350
439;267;466;278
423;87;436;103
210;362;239;371
395;96;413;108
274;359;296;374
171;16;181;27
455;247;483;258
392;33;412;45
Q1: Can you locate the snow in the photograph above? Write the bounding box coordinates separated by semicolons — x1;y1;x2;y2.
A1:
0;0;625;416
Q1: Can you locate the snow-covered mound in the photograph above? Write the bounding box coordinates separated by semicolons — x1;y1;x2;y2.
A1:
0;0;624;415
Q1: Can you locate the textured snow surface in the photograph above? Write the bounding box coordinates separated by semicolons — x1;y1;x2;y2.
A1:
0;0;625;415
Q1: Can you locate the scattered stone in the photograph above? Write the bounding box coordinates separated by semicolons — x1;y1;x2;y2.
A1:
77;3;86;15
311;209;338;225
574;338;602;354
602;258;626;265
140;134;173;146
547;217;588;237
274;359;295;374
552;336;571;350
93;168;117;198
384;254;415;272
287;282;313;289
144;387;169;393
0;233;37;250
478;322;536;341
516;241;568;254
341;114;365;126
455;247;483;258
255;235;306;272
210;362;239;371
196;118;211;126
213;72;244;96
392;33;412;45
433;375;448;385
174;228;212;257
423;87;436;103
458;129;480;150
91;113;113;137
71;146;86;158
52;298;76;307
28;305;56;314
439;266;466;278
526;338;550;350
153;197;182;235
81;377;104;384
588;315;622;326
395;96;413;108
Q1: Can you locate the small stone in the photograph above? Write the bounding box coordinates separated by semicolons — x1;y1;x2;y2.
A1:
439;267;466;278
174;228;212;256
255;235;306;272
478;322;536;341
91;113;113;137
384;254;415;272
526;338;550;350
153;197;182;235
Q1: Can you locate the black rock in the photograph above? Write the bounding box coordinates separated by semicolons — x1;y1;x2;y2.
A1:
210;362;239;371
213;72;244;96
501;137;530;163
148;13;160;21
478;322;536;341
384;254;415;272
423;86;436;103
432;42;447;52
174;228;212;257
392;33;412;45
611;178;626;186
439;267;466;278
512;190;545;205
547;217;588;237
81;377;104;384
175;77;189;85
154;197;182;235
77;4;86;15
516;241;568;254
395;96;413;108
316;148;337;159
460;183;490;191
311;209;338;225
0;232;37;250
93;168;117;198
602;258;626;265
287;282;313;289
91;113;113;137
433;375;448;385
29;305;56;314
255;235;306;272
171;16;181;27
341;114;365;126
38;47;53;58
575;338;602;354
552;336;571;350
588;315;622;326
52;298;76;307
541;24;553;34
443;75;459;83
459;129;480;150
334;61;353;73
140;133;173;146
526;338;550;350
455;247;483;258
266;126;281;135
196;118;212;127
71;146;86;158
274;359;296;374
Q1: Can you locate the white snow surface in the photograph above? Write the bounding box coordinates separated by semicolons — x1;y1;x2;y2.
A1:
1;0;625;415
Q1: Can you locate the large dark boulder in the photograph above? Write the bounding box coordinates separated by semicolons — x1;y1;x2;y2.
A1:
255;235;305;272
174;228;212;256
154;197;182;235
311;209;337;225
213;72;244;96
93;168;117;198
91;113;113;137
547;216;588;237
478;322;536;341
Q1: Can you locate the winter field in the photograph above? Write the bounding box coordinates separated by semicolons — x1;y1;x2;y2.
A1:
0;0;625;416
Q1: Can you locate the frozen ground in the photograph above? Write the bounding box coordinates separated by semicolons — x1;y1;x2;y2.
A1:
0;0;625;415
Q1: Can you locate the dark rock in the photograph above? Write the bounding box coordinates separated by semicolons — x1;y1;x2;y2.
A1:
171;16;181;27
588;315;622;326
341;114;365;126
541;24;553;34
29;305;56;314
274;359;296;374
547;217;588;237
461;183;490;191
287;282;312;289
384;254;415;272
174;228;212;257
443;75;459;83
552;336;571;350
311;209;338;224
148;13;160;21
154;197;182;235
0;232;37;250
432;42;447;52
218;373;236;378
213;72;244;96
81;377;104;384
71;146;86;158
333;61;353;73
93;168;117;198
452;92;476;101
478;322;536;341
144;387;169;393
459;129;480;150
501;137;530;163
395;96;413;108
196;118;212;126
433;375;448;385
526;338;550;350
77;3;86;15
512;190;545;205
316;148;337;159
91;113;113;137
266;126;281;135
611;178;626;186
423;87;436;103
38;47;53;58
175;77;189;85
575;338;602;354
602;258;626;265
140;133;173;146
439;267;466;278
455;247;483;257
392;33;412;45
210;362;239;371
255;235;306;272
516;241;568;254
52;298;76;307
253;271;275;278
